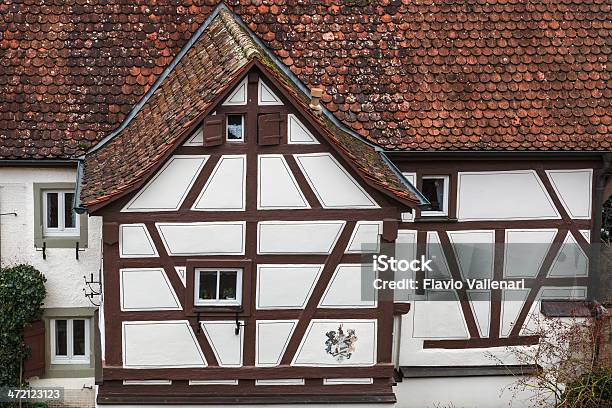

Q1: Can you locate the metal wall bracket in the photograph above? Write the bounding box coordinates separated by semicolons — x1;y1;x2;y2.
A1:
83;271;101;307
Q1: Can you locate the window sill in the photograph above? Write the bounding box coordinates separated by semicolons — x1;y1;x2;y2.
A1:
399;365;541;378
35;236;88;249
414;217;458;223
541;300;595;317
189;306;246;316
43;364;94;379
51;359;90;365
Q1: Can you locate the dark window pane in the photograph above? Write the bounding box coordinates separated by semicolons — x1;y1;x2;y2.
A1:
227;115;243;140
199;271;218;300
422;179;445;212
73;320;86;356
219;271;237;300
47;193;59;228
64;193;76;228
55;320;67;356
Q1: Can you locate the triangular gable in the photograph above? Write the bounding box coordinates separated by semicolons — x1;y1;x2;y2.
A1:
80;6;423;212
222;78;248;106
288;114;318;144
258;79;283;106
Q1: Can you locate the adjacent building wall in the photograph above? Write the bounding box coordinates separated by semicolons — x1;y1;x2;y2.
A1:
0;166;101;408
391;155;603;407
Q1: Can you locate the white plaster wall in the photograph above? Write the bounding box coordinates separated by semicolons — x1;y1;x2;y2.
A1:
201;321;244;367
256;320;297;367
545;169;592;219
0;167;102;309
398;309;527;366
294;153;379;208
122;155;208;212
256;264;323;309
157;221;246;255
257;220;345;254
123;320;207;368
394;376;539;408
457;170;560;221
120;268;181;311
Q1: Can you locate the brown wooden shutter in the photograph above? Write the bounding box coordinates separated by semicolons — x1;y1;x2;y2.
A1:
203;114;226;147
23;320;45;378
258;113;285;146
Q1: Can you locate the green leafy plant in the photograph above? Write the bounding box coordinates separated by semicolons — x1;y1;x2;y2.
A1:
0;264;47;387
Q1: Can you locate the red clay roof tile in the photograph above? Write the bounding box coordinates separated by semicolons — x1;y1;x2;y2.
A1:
81;8;422;208
0;1;610;159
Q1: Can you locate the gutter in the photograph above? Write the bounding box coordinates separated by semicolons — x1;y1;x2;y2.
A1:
73;159;87;214
383;150;612;157
0;159;79;166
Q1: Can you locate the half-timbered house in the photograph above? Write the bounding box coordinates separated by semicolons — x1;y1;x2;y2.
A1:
78;8;426;405
1;1;610;407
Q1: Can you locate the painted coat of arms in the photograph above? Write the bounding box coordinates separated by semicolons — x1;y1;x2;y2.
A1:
324;324;357;362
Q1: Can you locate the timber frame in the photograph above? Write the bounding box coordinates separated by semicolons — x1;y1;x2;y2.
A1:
391;153;602;349
93;66;402;404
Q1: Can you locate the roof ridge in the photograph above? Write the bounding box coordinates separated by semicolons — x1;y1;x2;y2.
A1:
218;8;260;60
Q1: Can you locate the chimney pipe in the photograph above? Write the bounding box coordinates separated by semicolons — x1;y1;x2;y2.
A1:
309;88;323;111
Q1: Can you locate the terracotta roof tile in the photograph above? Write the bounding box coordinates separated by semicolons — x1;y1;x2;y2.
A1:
80;8;421;208
1;0;610;159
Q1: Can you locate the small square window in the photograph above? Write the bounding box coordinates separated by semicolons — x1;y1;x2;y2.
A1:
195;268;242;306
226;115;244;142
51;318;89;364
421;176;449;216
43;190;79;236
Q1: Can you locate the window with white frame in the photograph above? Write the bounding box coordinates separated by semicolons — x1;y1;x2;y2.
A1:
195;268;242;306
51;318;90;364
43;190;79;236
226;115;244;142
421;176;449;216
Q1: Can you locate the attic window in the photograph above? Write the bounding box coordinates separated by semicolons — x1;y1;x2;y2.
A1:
421;176;449;217
227;115;244;142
